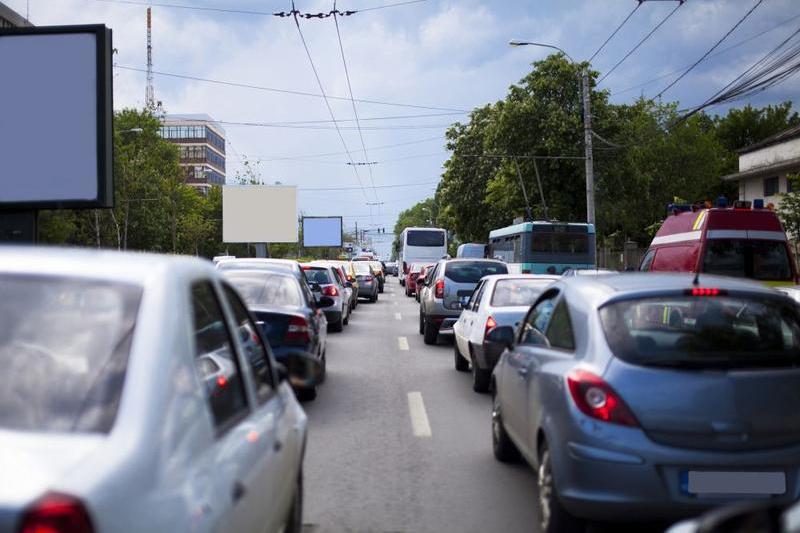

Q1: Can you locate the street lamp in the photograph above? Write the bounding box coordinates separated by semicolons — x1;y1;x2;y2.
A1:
509;40;595;227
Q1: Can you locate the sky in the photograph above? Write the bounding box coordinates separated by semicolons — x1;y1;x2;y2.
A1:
7;0;800;258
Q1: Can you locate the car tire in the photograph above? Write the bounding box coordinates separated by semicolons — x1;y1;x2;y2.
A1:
423;318;438;345
454;342;469;372
371;293;378;303
538;442;584;533
492;390;520;463
419;312;425;335
284;468;303;533
329;316;344;332
297;386;317;402
470;347;490;392
343;310;349;325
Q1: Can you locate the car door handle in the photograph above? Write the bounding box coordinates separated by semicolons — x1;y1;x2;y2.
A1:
232;481;247;503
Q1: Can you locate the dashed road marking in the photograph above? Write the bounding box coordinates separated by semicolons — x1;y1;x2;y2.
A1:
395;312;402;320
398;336;409;351
393;301;399;306
407;392;432;437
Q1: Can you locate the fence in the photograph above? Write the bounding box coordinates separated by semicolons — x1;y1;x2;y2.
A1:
597;242;646;271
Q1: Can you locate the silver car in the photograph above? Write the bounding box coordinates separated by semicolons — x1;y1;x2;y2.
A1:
0;247;320;533
302;263;350;332
487;273;800;532
418;259;507;345
453;274;559;392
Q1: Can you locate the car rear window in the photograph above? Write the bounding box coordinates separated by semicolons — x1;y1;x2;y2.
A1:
0;276;142;433
303;267;332;284
599;294;800;369
353;262;372;274
225;273;302;307
218;261;294;273
703;239;792;281
491;279;554;307
445;262;508;283
407;230;444;247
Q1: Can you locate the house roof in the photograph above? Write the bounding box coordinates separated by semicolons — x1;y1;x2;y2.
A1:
721;155;800;182
738;124;800;155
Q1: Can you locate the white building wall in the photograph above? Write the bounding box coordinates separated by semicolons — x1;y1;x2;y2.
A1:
740;138;800;171
738;174;789;210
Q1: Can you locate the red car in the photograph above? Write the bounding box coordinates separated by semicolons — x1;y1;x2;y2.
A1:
405;263;424;297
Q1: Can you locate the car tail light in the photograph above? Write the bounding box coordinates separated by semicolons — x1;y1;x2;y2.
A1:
322;285;339;297
285;316;310;342
19;493;94;533
566;369;638;427
484;316;497;338
347;275;354;282
434;279;444;299
685;287;726;296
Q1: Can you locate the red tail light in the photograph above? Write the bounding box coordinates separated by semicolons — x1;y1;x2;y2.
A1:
285;316;310;343
566;369;638;427
434;279;444;299
686;287;725;296
19;493;94;533
484;316;497;338
347;275;354;282
322;285;339;297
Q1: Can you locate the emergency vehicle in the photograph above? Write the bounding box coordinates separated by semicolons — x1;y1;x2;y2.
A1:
641;198;799;286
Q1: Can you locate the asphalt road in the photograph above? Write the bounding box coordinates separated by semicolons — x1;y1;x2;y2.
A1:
301;277;539;533
301;278;668;533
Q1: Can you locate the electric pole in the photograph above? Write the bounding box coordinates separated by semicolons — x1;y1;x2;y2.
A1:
582;68;595;226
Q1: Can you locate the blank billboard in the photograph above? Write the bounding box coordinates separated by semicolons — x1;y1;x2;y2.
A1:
223;186;297;243
0;25;113;209
303;217;343;247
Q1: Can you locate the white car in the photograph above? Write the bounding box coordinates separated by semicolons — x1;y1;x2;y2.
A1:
453;274;559;392
0;247;320;533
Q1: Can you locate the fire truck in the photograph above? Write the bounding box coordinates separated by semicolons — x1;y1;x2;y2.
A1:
641;198;798;286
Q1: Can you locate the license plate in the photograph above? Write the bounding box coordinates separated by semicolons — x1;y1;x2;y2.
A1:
682;471;786;495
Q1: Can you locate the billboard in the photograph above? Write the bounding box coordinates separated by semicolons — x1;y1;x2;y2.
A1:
223;185;297;243
302;216;343;248
0;25;113;209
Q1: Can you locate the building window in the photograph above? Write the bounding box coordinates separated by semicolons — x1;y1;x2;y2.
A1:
764;176;779;197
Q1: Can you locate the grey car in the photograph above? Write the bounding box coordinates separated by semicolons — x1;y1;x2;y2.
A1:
301;263;350;332
418;259;507;345
353;261;379;302
487;273;800;532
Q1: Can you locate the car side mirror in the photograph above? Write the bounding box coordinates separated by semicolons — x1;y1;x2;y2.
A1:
310;282;322;292
277;351;323;389
345;281;353;288
486;325;514;350
317;295;334;308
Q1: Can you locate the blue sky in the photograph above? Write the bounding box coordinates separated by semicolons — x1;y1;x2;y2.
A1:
8;0;799;257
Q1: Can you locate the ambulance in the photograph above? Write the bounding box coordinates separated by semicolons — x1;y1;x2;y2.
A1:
640;198;799;286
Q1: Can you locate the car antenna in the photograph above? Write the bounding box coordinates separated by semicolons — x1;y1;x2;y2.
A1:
692;270;700;286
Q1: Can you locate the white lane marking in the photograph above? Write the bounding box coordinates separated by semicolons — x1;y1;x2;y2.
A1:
395;312;402;320
407;392;432;438
398;336;409;351
393;301;399;306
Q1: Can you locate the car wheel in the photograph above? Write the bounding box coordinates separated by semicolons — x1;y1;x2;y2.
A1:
419;312;425;335
343;310;349;325
470;347;490;392
492;390;520;463
319;351;327;381
538;442;584;533
297;386;317;402
284;468;303;533
371;293;378;303
329;316;344;332
454;342;469;372
423;318;438;345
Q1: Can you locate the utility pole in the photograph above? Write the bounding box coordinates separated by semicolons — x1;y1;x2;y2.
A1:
355;221;359;247
145;8;156;110
582;68;595;226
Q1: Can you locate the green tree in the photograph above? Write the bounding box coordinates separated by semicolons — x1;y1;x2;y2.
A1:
779;173;800;257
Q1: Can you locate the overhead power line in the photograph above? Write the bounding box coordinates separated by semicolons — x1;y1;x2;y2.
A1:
598;0;686;84
612;11;800;96
655;0;764;98
94;0;426;16
290;2;370;207
589;1;644;62
333;0;379;202
115;65;468;113
236;135;443;162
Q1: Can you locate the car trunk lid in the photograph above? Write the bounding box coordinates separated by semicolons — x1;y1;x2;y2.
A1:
606;358;800;451
253;308;306;347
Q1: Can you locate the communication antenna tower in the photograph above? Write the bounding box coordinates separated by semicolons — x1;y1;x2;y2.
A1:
145;7;156;110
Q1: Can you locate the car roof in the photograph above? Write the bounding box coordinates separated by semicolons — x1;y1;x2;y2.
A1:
0;246;212;285
481;274;561;282
217;258;299;269
561;273;782;307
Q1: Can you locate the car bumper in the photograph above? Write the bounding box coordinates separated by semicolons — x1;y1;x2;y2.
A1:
272;343;314;362
546;416;800;522
426;311;460;334
322;309;343;324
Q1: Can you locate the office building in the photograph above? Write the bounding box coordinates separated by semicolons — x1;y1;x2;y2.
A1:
159;114;226;192
0;1;32;28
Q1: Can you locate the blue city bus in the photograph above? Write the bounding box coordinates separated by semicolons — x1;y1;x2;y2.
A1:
488;221;596;274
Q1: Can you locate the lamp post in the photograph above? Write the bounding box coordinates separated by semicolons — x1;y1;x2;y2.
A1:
509;41;595;227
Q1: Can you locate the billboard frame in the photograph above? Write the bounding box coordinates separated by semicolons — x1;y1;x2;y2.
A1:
302;216;343;248
0;24;114;210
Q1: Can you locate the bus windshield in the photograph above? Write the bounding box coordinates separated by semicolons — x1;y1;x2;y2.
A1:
407;230;444;247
